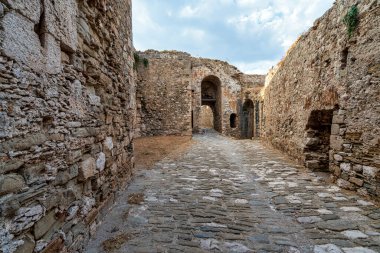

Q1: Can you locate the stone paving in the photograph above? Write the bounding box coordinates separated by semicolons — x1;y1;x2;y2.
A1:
85;132;380;253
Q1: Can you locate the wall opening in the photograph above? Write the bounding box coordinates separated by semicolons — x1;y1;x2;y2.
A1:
241;99;254;139
199;105;214;129
201;75;222;132
230;113;237;128
303;109;334;171
340;47;349;69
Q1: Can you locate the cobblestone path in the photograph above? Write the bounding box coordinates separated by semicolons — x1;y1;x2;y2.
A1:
85;132;380;253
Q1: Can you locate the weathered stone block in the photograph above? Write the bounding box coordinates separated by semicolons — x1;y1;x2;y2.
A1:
23;164;45;185
11;205;44;233
331;124;340;135
332;115;344;124
39;237;64;253
336;178;355;190
34;210;56;240
363;166;379;178
54;171;71;186
349;177;364;187
340;163;351;173
3;0;41;23
96;152;106;172
43;0;78;51
0;133;47;152
0;174;26;196
333;154;343;161
79;157;96;181
38;190;63;211
1;12;44;71
353;164;363;173
0;160;24;174
43;33;61;74
14;233;35;253
330;135;343;151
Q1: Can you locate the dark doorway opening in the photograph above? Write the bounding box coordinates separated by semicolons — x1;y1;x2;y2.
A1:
230;113;237;128
201;76;222;132
241;99;254;139
304;109;334;171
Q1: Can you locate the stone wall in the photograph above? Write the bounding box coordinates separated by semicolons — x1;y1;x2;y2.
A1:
135;50;248;138
135;50;192;137
0;0;135;252
191;58;243;137
263;0;380;198
238;74;265;138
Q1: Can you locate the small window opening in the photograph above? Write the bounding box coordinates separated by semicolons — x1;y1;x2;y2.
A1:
230;113;237;128
340;48;349;69
42;116;54;131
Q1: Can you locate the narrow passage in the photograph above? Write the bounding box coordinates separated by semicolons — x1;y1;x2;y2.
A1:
85;132;380;253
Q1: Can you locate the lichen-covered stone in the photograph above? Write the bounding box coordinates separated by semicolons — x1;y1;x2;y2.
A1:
79;157;96;181
0;174;26;196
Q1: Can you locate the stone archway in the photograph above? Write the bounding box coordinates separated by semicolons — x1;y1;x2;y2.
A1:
241;99;254;139
201;75;222;132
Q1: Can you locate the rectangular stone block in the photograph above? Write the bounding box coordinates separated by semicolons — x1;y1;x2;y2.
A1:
363;166;379;179
349;177;364;186
79;156;96;181
331;124;340;135
0;174;26;196
330;135;343;151
1;12;44;72
3;0;42;23
43;0;78;52
332;115;344;124
34;210;56;240
42;33;61;74
0;160;24;174
0;133;47;152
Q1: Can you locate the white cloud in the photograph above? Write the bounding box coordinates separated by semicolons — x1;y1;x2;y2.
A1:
180;5;199;18
181;28;207;43
233;60;280;75
179;0;233;18
132;1;163;49
228;0;334;50
133;0;335;71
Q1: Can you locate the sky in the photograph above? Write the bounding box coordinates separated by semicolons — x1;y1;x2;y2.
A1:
132;0;335;74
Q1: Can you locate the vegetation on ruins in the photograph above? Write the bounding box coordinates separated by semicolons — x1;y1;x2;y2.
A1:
143;58;149;67
134;52;149;69
343;5;359;38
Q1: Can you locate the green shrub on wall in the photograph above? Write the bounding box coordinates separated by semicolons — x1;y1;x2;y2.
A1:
343;5;359;38
143;58;149;67
133;52;149;69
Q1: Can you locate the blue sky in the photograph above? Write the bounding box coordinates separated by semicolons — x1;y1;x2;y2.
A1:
132;0;335;74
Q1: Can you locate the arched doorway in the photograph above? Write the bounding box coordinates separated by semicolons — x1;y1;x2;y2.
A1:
201;76;222;132
241;99;254;139
199;105;214;129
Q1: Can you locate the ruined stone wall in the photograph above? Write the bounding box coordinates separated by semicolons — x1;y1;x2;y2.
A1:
263;0;380;198
191;58;242;137
239;75;265;138
136;50;243;138
0;1;135;252
135;50;192;137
